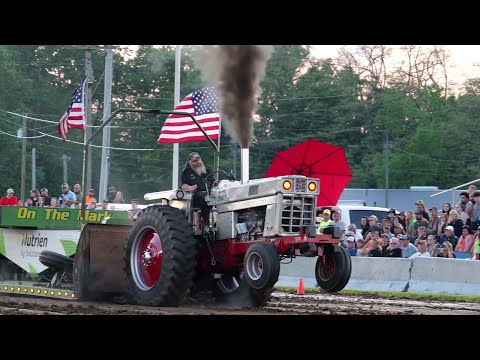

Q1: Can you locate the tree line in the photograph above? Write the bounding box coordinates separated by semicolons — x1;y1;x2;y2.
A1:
0;45;478;202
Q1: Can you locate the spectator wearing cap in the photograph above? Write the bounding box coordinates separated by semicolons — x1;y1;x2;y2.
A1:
85;189;97;206
383;237;402;257
0;188;18;206
415;200;430;221
442;225;458;248
387;208;397;223
107;186;117;203
426;207;439;236
345;236;357;256
40;188;51;206
408;240;431;258
363;215;381;241
58;183;76;208
454;225;474;253
316;209;332;234
401;235;418;258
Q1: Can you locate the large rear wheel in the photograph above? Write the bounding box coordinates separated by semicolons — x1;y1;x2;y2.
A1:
315;245;352;292
124;205;196;306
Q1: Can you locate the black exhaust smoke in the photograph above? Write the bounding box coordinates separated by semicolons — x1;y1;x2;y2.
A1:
193;45;273;148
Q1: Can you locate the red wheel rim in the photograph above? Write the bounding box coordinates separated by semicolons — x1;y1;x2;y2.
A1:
138;230;163;288
320;254;335;279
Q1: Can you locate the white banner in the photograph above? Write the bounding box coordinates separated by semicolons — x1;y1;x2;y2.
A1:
0;229;81;274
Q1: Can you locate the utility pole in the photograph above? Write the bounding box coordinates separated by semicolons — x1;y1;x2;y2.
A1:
99;48;113;201
20;115;26;201
173;45;182;189
61;154;71;184
385;130;389;208
31;148;36;190
85;49;94;190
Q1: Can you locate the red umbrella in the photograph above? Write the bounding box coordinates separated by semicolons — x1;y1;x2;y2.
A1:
264;139;352;206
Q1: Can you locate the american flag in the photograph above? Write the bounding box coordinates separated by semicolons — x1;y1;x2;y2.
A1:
57;77;87;142
157;86;220;144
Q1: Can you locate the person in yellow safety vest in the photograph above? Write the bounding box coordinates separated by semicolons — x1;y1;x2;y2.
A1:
317;209;332;234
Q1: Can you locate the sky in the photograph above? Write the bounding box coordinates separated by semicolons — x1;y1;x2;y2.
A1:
310;45;480;90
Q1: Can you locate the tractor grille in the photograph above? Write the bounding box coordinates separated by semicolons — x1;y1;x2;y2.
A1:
281;195;315;233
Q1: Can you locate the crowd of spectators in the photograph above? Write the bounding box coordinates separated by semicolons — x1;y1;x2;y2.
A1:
317;184;480;260
0;183;136;212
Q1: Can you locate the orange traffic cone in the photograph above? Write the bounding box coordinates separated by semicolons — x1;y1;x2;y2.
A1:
296;277;305;295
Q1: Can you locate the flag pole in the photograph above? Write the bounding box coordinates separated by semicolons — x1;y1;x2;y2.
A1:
216;114;221;173
172;45;182;190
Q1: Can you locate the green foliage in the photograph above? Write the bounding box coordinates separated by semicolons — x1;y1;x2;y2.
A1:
0;45;479;202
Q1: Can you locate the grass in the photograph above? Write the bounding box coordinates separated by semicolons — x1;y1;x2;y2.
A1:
274;286;480;303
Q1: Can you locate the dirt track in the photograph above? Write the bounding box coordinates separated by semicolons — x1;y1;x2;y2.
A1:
0;291;479;315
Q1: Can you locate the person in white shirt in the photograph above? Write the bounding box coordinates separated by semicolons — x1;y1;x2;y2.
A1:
409;240;431;258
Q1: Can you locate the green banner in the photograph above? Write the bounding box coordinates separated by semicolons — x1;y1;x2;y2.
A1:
0;206;132;230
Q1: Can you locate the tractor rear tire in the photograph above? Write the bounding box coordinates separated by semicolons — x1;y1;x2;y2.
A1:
124;205;196;307
315;245;352;292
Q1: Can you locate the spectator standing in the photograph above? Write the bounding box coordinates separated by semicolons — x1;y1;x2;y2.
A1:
73;184;83;205
460;192;470;212
85;189;97;206
330;209;347;244
415;200;430;221
316;209;332;234
107;187;117;203
0;188;18;206
471;191;480;229
58;183;76;209
466;185;477;219
40;188;51;206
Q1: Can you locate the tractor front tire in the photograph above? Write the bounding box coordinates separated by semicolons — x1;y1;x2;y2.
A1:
315;245;352;292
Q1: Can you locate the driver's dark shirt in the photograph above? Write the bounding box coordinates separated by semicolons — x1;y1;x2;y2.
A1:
181;166;214;191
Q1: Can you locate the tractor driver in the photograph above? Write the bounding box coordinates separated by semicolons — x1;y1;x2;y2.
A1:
181;152;218;226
